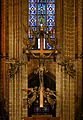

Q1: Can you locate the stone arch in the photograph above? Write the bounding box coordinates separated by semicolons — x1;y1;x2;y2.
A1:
28;71;56;117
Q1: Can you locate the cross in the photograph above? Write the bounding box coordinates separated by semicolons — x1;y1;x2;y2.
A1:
26;25;55;107
26;27;47;107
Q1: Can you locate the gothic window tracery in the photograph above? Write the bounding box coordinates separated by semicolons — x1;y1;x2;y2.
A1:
28;0;55;49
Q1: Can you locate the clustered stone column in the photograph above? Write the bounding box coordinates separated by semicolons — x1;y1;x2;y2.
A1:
62;1;75;120
75;0;82;119
8;0;28;120
56;0;83;120
0;0;6;99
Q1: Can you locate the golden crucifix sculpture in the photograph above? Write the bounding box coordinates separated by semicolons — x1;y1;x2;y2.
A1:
23;24;57;108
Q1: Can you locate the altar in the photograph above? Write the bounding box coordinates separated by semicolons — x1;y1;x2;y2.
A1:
24;115;60;120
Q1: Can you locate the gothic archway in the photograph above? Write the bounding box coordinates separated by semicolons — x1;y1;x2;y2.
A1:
28;72;56;117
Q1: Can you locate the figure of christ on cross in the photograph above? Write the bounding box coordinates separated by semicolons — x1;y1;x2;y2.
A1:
35;28;46;107
25;25;56;107
24;27;47;107
39;62;44;107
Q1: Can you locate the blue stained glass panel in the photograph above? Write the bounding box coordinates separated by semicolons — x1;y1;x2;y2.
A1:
29;4;36;14
28;0;55;50
29;0;36;2
47;26;55;31
38;15;46;25
31;27;36;31
47;4;55;14
50;34;55;38
47;43;52;49
47;26;52;31
38;0;46;3
47;27;55;39
47;0;55;2
47;15;55;26
29;15;36;26
38;4;46;14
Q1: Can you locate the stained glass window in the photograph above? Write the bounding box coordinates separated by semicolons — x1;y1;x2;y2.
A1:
28;0;55;49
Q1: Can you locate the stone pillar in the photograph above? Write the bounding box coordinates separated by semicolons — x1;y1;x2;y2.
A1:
56;0;63;118
75;0;82;119
0;0;6;98
21;0;28;118
8;0;15;119
8;0;28;120
56;64;62;117
62;0;76;119
56;0;63;49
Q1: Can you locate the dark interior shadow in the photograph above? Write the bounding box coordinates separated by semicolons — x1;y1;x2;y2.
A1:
28;72;56;117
